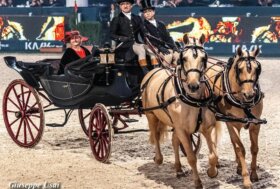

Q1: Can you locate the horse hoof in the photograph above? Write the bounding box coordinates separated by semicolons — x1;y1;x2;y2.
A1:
207;167;218;178
243;184;254;189
216;161;221;168
176;171;185;178
194;180;203;189
237;167;242;175
250;173;259;182
153;157;163;165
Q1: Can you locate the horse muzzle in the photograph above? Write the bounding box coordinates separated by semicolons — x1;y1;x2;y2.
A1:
242;91;256;102
188;83;200;93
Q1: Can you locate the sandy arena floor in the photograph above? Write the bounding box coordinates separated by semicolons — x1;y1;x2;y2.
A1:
0;53;279;189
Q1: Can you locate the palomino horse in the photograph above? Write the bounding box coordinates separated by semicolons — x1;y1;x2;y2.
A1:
206;46;265;188
141;34;222;189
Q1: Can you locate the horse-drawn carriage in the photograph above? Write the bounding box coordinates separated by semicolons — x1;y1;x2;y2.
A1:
2;47;201;163
2;35;269;188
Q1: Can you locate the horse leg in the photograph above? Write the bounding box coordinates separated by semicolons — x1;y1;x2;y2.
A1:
172;130;184;177
202;127;218;178
227;124;252;188
230;129;242;175
146;112;163;165
249;124;260;182
177;129;203;189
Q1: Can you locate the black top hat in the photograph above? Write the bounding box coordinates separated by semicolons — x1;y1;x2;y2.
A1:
116;0;134;5
140;0;155;12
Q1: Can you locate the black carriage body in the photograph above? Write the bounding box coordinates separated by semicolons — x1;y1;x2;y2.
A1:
4;56;142;109
40;67;140;108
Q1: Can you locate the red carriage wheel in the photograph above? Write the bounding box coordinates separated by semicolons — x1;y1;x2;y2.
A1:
78;108;92;136
88;103;112;162
2;79;44;148
180;132;201;157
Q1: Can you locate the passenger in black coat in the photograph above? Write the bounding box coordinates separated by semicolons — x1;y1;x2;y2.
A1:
110;0;149;74
58;31;91;74
140;0;177;66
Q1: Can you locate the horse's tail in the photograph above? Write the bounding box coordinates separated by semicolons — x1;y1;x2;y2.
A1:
212;121;223;146
149;120;168;145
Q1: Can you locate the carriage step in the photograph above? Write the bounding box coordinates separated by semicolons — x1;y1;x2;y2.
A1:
46;123;65;127
124;118;138;123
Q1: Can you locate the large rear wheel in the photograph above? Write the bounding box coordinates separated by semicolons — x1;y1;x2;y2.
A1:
88;104;112;162
2;79;44;147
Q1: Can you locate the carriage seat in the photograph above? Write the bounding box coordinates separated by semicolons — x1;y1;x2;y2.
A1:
36;59;61;74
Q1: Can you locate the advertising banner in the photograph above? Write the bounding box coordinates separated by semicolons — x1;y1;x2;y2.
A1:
0;16;64;51
158;15;280;56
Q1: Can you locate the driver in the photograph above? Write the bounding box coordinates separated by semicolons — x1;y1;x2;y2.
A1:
58;30;91;74
110;0;149;74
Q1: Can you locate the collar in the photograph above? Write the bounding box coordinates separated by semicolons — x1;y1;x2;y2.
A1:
122;12;131;20
148;19;157;27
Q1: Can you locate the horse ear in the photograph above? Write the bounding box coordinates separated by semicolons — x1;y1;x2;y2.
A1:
253;46;260;57
236;46;243;57
199;34;206;45
183;34;189;44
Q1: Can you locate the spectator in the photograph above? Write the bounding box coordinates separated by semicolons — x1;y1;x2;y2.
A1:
7;0;14;7
258;0;273;6
58;30;91;74
44;0;58;6
30;0;42;7
0;0;7;7
109;3;119;21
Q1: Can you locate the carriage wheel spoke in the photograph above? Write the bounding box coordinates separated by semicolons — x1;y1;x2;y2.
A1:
12;87;23;110
23;91;31;111
6;110;18;113
7;97;20;110
25;118;35;142
21;85;25;108
26;102;39;111
83;112;91;120
9;117;21;127
29;114;41;118
23;119;27;144
26;116;40;131
15;118;24;139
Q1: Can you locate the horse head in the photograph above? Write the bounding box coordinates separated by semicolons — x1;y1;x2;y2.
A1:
230;46;261;103
180;34;208;93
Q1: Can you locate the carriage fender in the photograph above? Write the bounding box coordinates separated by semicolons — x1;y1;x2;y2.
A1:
4;56;40;89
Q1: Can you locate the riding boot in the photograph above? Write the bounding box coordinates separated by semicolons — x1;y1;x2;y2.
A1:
139;59;149;75
141;66;150;75
151;58;159;68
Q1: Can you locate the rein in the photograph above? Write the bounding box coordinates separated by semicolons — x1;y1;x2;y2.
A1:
144;36;176;70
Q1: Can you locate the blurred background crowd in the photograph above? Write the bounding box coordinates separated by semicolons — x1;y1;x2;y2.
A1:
0;0;279;7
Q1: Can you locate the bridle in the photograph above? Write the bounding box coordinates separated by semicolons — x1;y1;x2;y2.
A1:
179;45;208;79
223;51;263;108
234;50;262;86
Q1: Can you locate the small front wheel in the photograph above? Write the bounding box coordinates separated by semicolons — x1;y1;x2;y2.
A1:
88;103;112;162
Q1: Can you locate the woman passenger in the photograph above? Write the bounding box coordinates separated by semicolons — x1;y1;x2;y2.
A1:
58;30;91;74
